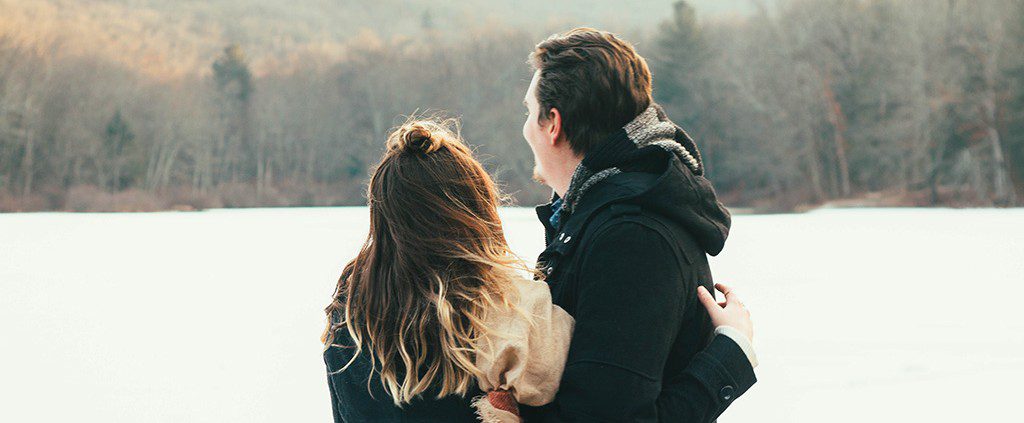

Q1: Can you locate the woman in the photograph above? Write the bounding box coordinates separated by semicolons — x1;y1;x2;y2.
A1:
322;119;753;422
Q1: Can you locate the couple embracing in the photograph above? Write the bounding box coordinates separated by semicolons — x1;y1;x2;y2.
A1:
322;28;758;422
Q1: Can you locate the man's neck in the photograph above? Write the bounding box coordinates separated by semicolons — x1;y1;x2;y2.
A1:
550;155;583;198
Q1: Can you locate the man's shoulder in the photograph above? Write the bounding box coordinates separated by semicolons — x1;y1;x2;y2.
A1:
588;199;697;247
577;216;688;282
586;212;672;249
571;201;707;279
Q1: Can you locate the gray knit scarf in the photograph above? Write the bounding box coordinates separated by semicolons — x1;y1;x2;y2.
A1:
558;103;703;215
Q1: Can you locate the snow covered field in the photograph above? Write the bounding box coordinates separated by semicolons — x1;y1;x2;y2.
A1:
1;207;1022;422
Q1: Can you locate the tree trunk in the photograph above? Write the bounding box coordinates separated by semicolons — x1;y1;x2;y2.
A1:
980;31;1012;205
802;124;826;201
818;67;852;197
21;129;34;198
255;135;264;202
155;143;179;190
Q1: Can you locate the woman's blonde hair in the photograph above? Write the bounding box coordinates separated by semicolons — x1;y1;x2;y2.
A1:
322;117;535;405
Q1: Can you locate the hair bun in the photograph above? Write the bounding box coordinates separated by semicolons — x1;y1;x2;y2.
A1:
397;123;443;154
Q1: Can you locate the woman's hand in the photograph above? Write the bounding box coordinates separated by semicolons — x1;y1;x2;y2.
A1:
697;283;753;342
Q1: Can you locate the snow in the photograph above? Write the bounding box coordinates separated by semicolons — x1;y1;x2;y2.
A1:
1;207;1022;422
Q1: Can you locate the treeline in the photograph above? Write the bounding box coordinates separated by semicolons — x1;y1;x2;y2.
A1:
0;29;546;211
652;0;1024;209
1;0;1022;212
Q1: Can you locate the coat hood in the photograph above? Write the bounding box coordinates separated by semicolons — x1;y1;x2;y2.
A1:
544;104;731;256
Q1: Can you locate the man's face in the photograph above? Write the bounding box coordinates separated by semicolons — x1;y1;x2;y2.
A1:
523;71;555;186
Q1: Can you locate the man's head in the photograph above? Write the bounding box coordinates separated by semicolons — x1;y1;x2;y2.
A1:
522;28;653;194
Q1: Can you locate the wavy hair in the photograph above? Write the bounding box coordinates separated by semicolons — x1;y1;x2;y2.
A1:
322;118;535;405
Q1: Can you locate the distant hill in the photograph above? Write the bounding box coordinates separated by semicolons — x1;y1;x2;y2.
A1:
0;0;756;79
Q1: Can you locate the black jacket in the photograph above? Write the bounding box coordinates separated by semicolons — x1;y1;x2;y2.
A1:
324;330;482;422
521;130;756;422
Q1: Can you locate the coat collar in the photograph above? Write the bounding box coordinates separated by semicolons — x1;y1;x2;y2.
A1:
536;170;659;259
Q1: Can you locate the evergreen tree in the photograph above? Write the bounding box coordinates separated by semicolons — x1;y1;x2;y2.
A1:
212;44;255;183
103;110;134;191
213;45;253;104
650;1;709;128
1002;0;1024;204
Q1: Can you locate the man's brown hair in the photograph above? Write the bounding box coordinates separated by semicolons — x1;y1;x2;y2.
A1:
529;27;653;156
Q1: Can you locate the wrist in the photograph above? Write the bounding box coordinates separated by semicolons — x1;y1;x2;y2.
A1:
715;325;758;368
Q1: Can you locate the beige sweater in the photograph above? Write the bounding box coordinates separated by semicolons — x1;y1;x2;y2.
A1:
471;276;575;422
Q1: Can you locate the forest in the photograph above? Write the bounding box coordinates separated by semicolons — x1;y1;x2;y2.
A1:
1;0;1022;212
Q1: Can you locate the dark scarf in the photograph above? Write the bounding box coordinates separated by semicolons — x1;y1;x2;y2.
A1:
556;103;704;217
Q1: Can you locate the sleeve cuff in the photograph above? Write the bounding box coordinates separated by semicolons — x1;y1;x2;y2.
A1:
714;326;758;368
686;333;757;412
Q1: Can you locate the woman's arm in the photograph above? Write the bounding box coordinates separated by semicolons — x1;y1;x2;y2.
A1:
474;278;575;404
656;284;758;422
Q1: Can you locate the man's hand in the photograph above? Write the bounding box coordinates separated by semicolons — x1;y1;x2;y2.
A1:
697;283;753;342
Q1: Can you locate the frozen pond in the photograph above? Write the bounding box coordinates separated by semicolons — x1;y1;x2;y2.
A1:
1;207;1022;422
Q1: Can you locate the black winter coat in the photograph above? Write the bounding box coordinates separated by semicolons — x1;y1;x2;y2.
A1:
520;130;756;422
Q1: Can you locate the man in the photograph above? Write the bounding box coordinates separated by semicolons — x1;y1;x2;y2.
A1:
519;28;758;422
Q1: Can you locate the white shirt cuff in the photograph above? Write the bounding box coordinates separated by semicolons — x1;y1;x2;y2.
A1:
715;325;758;368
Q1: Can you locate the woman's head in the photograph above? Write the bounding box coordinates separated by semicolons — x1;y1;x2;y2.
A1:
370;119;507;263
323;118;528;405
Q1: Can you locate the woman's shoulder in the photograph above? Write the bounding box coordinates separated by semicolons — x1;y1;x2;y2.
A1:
509;275;556;313
478;275;555;333
484;274;575;327
323;328;362;370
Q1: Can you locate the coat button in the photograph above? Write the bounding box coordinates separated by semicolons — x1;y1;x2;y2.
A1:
720;385;735;401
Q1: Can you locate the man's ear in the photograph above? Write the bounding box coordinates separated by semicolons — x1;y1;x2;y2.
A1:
546;107;563;147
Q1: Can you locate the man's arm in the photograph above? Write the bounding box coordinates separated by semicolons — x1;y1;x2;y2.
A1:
655;332;757;422
537;221;755;422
